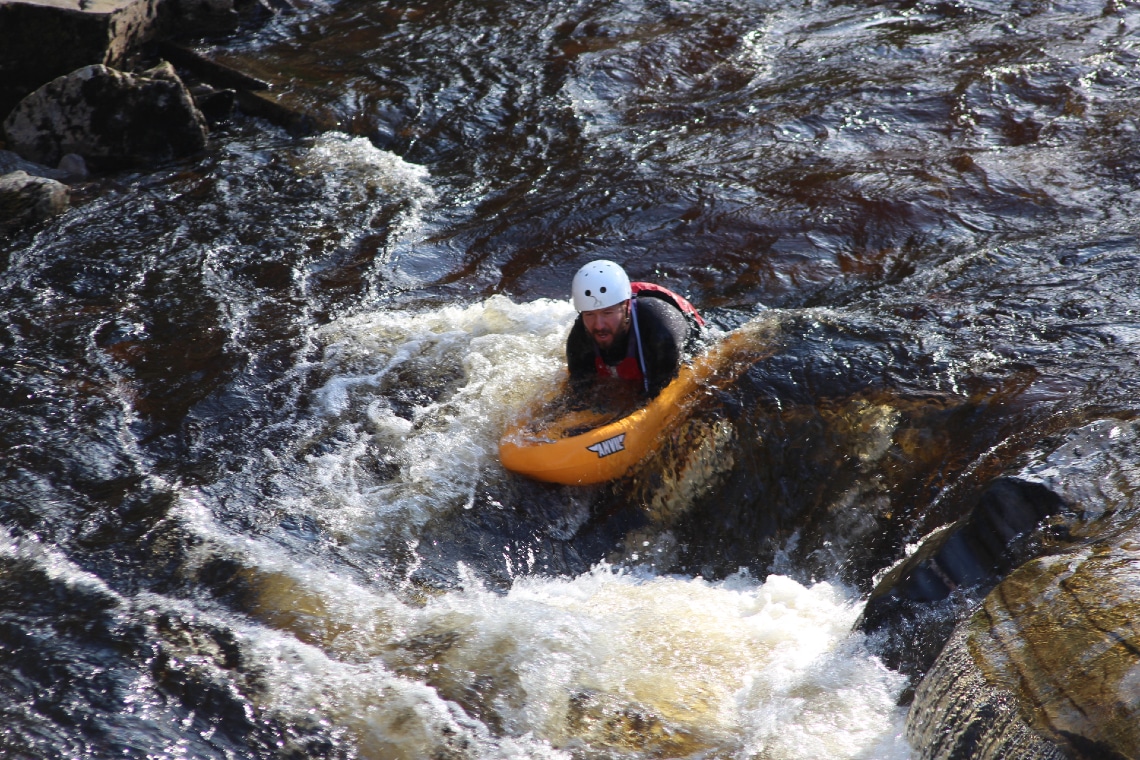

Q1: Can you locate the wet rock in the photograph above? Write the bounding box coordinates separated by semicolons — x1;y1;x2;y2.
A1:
907;539;1140;759
0;170;69;231
189;84;237;127
157;40;270;92
566;688;708;757
968;543;1140;758
900;419;1140;758
871;478;1067;606
57;153;89;180
2;62;208;169
0;148;70;181
905;623;1070;760
857;477;1067;686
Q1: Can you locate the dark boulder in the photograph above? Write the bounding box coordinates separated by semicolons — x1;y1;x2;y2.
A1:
3;62;208;170
0;0;162;116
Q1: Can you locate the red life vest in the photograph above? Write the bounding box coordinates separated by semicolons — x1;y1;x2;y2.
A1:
594;353;644;381
629;282;705;327
592;283;703;383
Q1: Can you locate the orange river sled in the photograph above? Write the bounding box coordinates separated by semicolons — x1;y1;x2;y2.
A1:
498;321;771;485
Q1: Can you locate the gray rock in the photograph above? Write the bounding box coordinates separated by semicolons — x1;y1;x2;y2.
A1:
2;62;208;169
0;171;69;231
903;419;1140;759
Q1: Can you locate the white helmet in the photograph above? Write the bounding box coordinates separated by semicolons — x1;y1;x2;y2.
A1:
571;259;632;312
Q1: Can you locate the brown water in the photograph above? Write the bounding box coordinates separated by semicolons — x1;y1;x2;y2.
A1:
3;0;1140;757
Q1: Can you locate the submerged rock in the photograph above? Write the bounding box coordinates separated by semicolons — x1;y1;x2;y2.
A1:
0;149;67;181
0;170;69;231
3;62;208;169
0;148;87;183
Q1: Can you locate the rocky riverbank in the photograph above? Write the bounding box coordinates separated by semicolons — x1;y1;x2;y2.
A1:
0;0;286;233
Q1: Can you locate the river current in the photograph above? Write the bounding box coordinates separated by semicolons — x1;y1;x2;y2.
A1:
3;0;1140;758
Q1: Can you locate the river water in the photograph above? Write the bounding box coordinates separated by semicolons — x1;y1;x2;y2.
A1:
3;0;1140;757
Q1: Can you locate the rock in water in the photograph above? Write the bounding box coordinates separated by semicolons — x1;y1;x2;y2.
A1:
0;0;162;116
906;623;1069;760
908;541;1140;759
2;62;208;169
0;0;249;115
0;149;68;180
0;171;69;231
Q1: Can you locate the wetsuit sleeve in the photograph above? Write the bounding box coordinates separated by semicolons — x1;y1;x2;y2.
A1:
566;316;596;388
635;297;690;396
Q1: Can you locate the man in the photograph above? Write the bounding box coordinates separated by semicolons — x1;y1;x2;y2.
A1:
566;259;704;397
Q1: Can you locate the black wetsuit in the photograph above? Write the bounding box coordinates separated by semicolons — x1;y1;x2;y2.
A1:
566;295;693;397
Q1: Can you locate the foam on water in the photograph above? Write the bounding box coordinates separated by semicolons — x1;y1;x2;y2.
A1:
301;132;436;236
0;529;119;602
470;567;910;758
170;489;911;758
269;295;576;540
259;563;909;758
